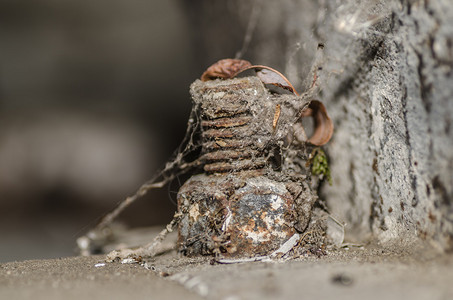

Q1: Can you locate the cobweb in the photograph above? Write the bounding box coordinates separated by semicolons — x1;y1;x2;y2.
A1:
77;0;337;257
77;100;205;256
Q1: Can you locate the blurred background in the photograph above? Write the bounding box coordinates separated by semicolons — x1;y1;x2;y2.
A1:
0;0;263;262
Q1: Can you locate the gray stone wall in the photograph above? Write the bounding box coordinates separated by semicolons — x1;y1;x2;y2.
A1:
215;0;453;250
318;0;453;250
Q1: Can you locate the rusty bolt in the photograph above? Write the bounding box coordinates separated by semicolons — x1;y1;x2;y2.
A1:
77;60;333;261
177;76;319;258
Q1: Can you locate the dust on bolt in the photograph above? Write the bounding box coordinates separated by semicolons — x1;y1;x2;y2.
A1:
78;58;334;262
177;59;334;258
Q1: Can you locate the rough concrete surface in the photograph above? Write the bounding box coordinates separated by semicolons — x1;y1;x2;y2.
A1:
1;245;452;300
0;255;202;300
217;0;453;250
317;0;453;250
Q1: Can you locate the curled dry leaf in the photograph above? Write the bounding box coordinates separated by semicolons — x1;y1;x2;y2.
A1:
201;59;252;81
239;65;299;96
201;59;299;95
301;100;333;146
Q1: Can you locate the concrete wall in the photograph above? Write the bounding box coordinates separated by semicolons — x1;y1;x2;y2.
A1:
319;0;453;250
198;0;453;250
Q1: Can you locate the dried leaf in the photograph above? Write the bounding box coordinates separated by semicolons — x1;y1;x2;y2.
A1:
233;65;299;95
201;59;252;81
253;66;299;95
201;59;299;96
301;100;333;146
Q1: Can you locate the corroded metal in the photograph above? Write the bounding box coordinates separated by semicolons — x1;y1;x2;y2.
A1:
177;76;318;258
178;173;297;257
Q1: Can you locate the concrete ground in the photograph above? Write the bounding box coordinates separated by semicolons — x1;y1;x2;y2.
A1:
1;230;452;300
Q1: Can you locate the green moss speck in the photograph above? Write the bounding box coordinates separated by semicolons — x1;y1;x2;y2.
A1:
310;148;332;185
